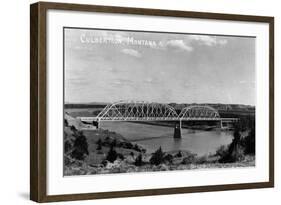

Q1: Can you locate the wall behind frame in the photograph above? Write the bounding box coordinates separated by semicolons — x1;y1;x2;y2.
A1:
0;0;279;205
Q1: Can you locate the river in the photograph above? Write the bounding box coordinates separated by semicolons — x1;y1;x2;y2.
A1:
100;121;233;156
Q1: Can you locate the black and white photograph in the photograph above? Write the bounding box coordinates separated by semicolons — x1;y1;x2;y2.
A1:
63;27;256;176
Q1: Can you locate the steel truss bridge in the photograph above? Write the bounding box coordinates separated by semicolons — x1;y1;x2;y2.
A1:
78;101;238;129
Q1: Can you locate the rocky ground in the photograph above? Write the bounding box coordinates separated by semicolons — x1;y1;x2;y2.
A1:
64;154;255;176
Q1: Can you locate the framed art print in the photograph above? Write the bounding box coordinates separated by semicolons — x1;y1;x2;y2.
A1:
30;2;274;202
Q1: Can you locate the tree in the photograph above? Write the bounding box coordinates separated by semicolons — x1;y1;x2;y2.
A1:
64;119;68;127
150;147;165;165
96;138;102;150
219;126;244;163
64;140;72;153
70;125;76;132
106;146;118;163
111;139;117;147
135;154;143;166
243;128;255;154
71;133;89;160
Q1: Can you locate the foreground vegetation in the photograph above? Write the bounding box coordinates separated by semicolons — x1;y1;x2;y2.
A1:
64;114;255;176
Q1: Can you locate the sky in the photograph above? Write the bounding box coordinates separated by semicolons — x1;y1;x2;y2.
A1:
64;28;255;105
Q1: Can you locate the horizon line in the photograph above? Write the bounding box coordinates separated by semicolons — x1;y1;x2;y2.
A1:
64;101;255;107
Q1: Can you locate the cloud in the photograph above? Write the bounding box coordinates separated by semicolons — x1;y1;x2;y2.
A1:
143;77;160;85
157;36;227;52
188;35;228;46
121;48;142;58
239;80;247;84
218;39;228;45
144;78;153;83
67;77;90;86
166;40;193;51
238;80;255;85
183;82;194;88
111;79;134;86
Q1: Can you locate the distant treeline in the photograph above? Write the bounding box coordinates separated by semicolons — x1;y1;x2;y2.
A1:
173;109;255;117
65;103;255;114
219;110;255;118
171;103;255;112
65;103;107;109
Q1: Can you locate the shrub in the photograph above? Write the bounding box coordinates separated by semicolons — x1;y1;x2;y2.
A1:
111;139;117;147
96;138;102;150
135;154;143;166
64;155;71;166
150;147;165;165
195;155;208;164
64;119;69;127
64;140;72;153
101;160;107;167
175;151;182;158
215;145;229;158
106;146;118;163
133;144;141;152
181;154;196;164
125;142;133;149
163;154;173;164
117;153;125;160
71;132;89;160
70;125;76;132
105;136;110;142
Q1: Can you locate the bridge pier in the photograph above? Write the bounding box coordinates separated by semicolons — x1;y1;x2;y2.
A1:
220;120;229;129
174;120;182;138
92;120;99;129
220;119;237;129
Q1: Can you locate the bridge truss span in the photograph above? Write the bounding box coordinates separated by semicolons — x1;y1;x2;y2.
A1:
96;101;179;121
77;101;238;131
90;101;229;121
178;105;220;120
